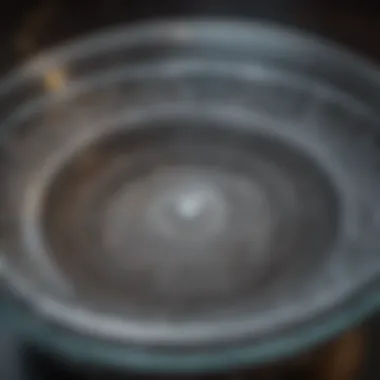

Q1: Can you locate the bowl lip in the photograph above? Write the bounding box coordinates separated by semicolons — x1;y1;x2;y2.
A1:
0;18;380;96
2;280;380;373
1;18;380;371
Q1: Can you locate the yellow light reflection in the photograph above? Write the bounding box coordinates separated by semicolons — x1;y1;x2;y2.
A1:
44;68;67;92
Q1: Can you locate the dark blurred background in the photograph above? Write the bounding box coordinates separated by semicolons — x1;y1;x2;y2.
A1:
1;1;380;379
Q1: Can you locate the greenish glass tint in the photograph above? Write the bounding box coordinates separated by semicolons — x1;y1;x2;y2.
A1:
1;285;379;373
